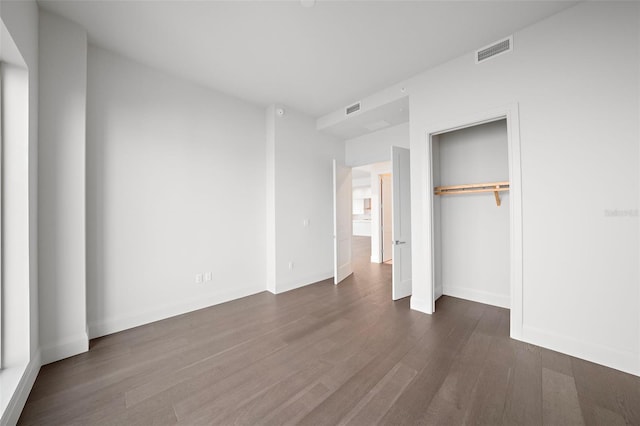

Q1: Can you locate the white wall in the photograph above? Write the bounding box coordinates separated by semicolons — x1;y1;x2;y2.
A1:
1;63;30;368
436;120;510;308
86;46;267;338
404;2;639;374
266;105;343;293
38;10;88;365
0;1;39;423
345;122;409;167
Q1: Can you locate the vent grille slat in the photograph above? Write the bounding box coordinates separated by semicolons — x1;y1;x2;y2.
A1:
476;37;512;63
346;102;361;115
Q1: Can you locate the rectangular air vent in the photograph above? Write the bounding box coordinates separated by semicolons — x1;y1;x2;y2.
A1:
476;36;512;63
346;102;361;115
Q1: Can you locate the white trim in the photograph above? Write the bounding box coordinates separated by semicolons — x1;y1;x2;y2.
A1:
40;332;89;365
418;120;434;315
88;286;263;339
371;166;392;265
427;136;436;313
506;104;524;340
0;62;3;370
410;296;431;314
272;271;333;295
522;325;639;377
637;1;640;380
0;351;41;426
378;174;384;263
424;103;523;339
443;287;510;309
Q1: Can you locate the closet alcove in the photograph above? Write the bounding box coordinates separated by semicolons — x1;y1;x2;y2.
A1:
431;119;511;309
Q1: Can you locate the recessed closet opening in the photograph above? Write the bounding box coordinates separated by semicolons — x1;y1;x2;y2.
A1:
425;105;523;338
431;119;510;309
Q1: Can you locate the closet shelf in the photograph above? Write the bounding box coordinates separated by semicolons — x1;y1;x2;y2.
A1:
434;181;510;207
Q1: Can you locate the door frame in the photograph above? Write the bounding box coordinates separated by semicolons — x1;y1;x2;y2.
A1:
367;162;391;264
424;103;523;340
379;173;392;263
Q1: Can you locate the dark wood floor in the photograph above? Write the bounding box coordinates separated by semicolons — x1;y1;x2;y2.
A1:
19;237;640;425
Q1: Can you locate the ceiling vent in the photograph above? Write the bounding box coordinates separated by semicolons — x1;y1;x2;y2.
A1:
345;102;361;116
476;36;513;63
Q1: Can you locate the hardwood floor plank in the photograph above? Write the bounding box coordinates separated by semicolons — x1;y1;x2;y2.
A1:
124;330;288;407
419;306;502;425
571;357;640;425
191;360;333;425
340;362;418;426
261;382;332;426
501;342;543;425
541;347;574;377
542;367;585;426
171;318;350;420
378;299;486;425
591;404;628;426
462;310;514;425
300;329;420;425
18;237;640;426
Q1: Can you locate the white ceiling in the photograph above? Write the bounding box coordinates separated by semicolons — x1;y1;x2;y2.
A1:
38;0;577;117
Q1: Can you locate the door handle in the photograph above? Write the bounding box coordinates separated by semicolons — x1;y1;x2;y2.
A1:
393;240;406;245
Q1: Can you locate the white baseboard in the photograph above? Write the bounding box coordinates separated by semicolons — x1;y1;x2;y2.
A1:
1;351;41;426
521;325;639;377
410;297;433;314
88;286;264;339
443;286;510;309
274;271;333;294
40;332;89;365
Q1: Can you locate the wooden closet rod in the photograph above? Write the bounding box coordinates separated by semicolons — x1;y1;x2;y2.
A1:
434;181;509;206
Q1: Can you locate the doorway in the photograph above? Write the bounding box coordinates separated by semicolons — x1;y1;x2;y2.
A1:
334;148;412;301
432;120;510;307
350;162;392;265
424;105;523;339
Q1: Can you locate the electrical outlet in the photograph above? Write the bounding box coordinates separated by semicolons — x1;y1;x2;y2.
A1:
205;272;212;282
195;273;203;284
303;218;310;227
288;261;294;270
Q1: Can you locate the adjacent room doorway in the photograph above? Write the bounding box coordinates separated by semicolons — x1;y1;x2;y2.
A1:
333;147;413;302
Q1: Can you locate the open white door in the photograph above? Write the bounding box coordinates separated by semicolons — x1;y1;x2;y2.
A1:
392;146;412;300
333;159;352;284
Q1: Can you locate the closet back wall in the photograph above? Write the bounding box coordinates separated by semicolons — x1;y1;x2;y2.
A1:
86;46;267;338
436;120;510;308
